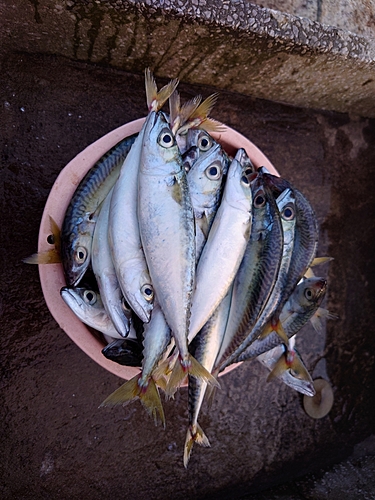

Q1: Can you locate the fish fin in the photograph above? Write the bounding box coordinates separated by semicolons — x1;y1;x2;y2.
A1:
23;249;61;264
23;215;61;264
310;307;339;333
99;374;165;428
311;256;334;267
183;423;210;468
189;93;219;121
155;376;167;392
99;374;140;407
266;351;289;381
165;354;220;399
165;359;187;399
205;381;219;410
169;89;181;132
199;118;227;134
259;318;289;345
144;68;179;112
267;348;312;383
304;267;315;278
138;377;166;428
153;353;177;381
188;355;221;390
178;95;202;127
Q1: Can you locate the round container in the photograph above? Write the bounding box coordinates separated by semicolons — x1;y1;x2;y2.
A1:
38;118;279;380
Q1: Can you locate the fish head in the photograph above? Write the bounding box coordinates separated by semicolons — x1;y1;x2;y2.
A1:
223;156;253;213
60;286;104;318
186;128;215;154
62;229;92;286
141;111;181;176
293;276;327;310
250;174;274;234
187;143;225;202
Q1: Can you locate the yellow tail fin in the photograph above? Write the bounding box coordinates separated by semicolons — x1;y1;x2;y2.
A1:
259;318;289;345
267;348;311;383
99;374;165;428
165;354;220;399
23;216;61;264
145;68;179;112
183;423;210;468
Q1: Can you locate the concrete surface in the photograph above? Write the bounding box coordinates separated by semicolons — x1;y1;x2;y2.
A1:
1;52;375;499
249;0;375;39
1;1;375;117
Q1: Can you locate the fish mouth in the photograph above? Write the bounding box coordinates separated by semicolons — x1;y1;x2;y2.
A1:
60;286;82;308
315;278;327;299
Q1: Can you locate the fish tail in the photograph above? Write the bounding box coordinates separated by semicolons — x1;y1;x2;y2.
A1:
145;68;158;110
267;347;312;383
190;93;219;121
259;317;289;345
310;256;334;267
164;354;220;399
23;215;61;264
183;423;210;468
156;78;179;111
169;89;181;132
200;118;227;134
188;354;221;389
138;377;166;428
99;374;165;428
99;374;141;407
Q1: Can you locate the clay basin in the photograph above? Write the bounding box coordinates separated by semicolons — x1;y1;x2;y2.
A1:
38;118;278;380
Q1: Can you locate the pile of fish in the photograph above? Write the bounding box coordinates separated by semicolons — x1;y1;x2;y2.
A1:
26;70;336;467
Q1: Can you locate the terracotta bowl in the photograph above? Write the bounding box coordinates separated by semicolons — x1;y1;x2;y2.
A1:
38;118;279;380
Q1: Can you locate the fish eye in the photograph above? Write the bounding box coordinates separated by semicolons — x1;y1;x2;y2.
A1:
198;133;212;152
141;284;154;302
205;162;222;181
281;204;295;221
304;288;314;300
254;192;266;208
158;128;174;148
75;246;87;264
245;168;253;176
83;290;97;305
241;175;250;186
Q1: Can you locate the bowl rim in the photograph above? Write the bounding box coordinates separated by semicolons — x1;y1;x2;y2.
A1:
38;118;279;381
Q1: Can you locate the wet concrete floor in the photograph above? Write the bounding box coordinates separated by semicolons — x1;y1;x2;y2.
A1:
1;52;375;499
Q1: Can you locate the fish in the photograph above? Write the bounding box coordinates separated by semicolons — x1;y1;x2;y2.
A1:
257;340;315;396
100;298;172;427
60;286;128;339
259;170;319;343
187;150;253;346
184;286;233;468
60;133;138;286
187;142;230;258
213;171;284;374
92;187;130;337
137;111;218;396
235;276;328;361
236;277;328;394
108;70;178;323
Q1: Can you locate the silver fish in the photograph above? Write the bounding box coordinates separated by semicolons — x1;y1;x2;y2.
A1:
61;134;138;286
60;286;127;339
92;187;130;337
108;116;154;324
138;111;218;395
188;150;253;345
